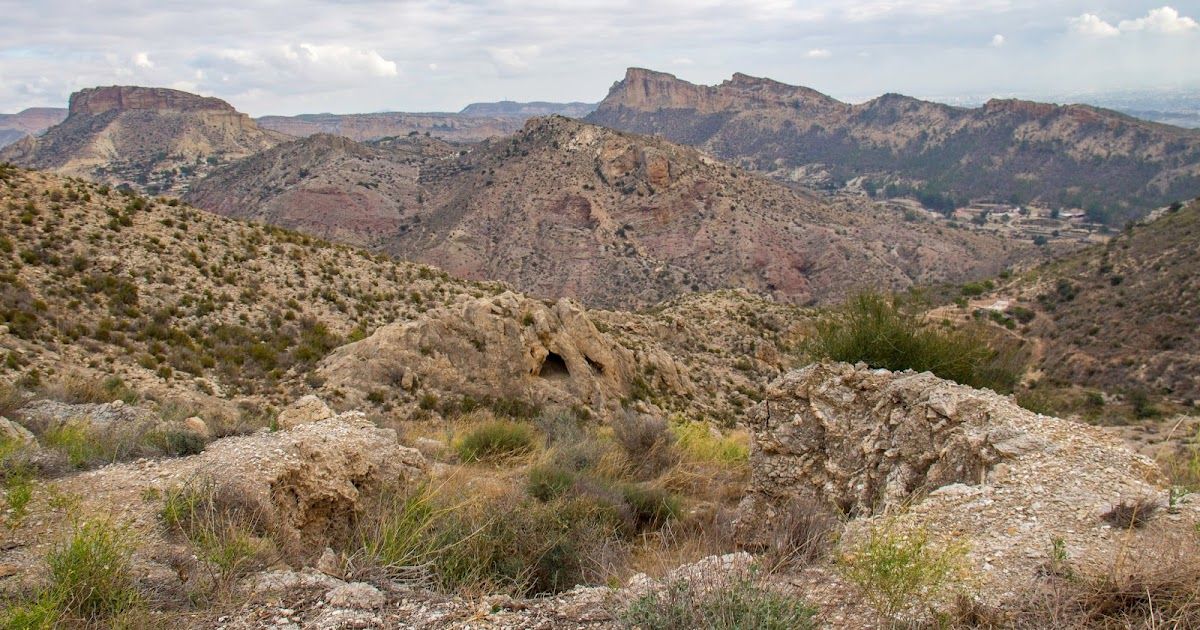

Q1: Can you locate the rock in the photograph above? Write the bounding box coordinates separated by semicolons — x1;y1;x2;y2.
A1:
247;569;346;595
315;548;342;578
317;291;693;417
324;582;385;609
178;410;427;556
413;437;446;460
276;395;334;430
0;417;35;445
16;399;157;431
182;416;210;438
735;362;1196;605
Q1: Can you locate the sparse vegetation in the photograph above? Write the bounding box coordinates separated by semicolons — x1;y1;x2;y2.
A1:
455;419;536;463
838;522;967;623
622;565;817;630
809;291;1026;392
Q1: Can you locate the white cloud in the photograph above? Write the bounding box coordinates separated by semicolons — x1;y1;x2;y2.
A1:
806;48;832;59
1068;13;1119;37
1118;6;1198;34
132;52;154;69
989;34;1005;47
487;45;541;76
279;44;397;78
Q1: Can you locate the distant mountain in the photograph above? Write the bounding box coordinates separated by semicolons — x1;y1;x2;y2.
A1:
256;112;526;142
0;87;287;195
0;107;68;147
586;68;1200;224
458;101;596;118
185;115;1041;308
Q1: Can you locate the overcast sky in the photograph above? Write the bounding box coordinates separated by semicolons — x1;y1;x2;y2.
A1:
1;1;1198;116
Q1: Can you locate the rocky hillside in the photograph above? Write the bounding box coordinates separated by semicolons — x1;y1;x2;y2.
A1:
391;116;1039;308
0;107;67;148
587;68;1200;222
183;134;448;248
0;87;289;195
1008;198;1200;402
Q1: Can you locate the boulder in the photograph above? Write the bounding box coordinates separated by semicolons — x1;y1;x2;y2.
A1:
275;395;334;430
325;582;385;609
175;410;427;556
735;362;1197;602
0;417;35;445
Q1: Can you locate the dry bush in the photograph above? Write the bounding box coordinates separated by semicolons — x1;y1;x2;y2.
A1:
1101;497;1161;529
1011;532;1200;629
764;502;841;571
612;409;677;479
0;381;25;418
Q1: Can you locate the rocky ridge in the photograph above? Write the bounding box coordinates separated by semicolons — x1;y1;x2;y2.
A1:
587;68;1200;221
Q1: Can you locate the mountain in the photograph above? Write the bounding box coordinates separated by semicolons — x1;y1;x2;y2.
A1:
0;107;67;148
186;115;1041;309
255;112;526;142
0;86;288;195
184;133;457;248
458;101;596;117
1010;198;1200;401
586;68;1200;223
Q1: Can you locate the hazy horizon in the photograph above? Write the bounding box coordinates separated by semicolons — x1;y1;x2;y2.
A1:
2;1;1199;117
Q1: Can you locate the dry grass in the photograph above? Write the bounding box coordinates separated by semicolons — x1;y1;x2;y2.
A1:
763;502;841;571
1010;532;1200;629
611;409;677;479
1101;497;1161;530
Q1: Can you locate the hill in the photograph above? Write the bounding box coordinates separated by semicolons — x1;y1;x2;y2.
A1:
183;134;455;248
0;87;289;195
586;68;1200;223
0;107;67;148
255;112;525;142
1012;198;1200;402
458;100;596;117
187;115;1041;309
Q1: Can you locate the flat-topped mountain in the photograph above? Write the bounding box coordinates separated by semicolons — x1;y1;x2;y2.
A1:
0;86;289;195
587;68;1200;223
458;100;596;118
0;107;67;148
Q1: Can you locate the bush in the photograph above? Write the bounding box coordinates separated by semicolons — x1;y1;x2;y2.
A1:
622;566;817;630
42;423;107;469
838;523;966;623
526;464;575;502
765;502;839;570
612;410;676;478
809;292;1026;393
23;520;142;625
161;479;277;595
347;485;621;596
671;421;748;467
455;420;536;463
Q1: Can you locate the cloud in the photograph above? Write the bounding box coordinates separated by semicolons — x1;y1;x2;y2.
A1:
487;45;540;76
132;52;154;69
989;34;1005;47
278;44;397;78
1117;6;1198;34
806;48;833;59
1068;13;1120;37
671;57;695;65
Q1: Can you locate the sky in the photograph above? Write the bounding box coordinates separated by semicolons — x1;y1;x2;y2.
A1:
0;1;1198;116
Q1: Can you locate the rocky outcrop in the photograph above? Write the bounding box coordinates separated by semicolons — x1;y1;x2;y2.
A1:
173;410;427;554
736;363;1197;601
275;394;335;430
317;291;693;415
68;86;237;116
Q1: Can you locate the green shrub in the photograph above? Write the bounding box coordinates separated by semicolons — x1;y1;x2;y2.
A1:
526;464;575;502
621;483;681;529
41;520;141;624
161;480;277;593
622;567;817;630
809;291;1025;393
455;421;536;463
838;523;966;623
671;421;748;466
42;423;106;469
3;466;33;528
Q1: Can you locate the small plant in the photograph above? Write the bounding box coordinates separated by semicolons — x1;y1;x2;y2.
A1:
455;420;536;463
3;466;33;528
838;523;967;623
1101;497;1160;529
42;422;106;469
526;464;575;502
622;566;817;630
671;421;748;467
38;520;142;625
765;502;839;570
612;410;676;478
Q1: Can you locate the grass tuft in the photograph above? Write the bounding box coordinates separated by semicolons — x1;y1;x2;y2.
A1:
455;420;536;463
622;565;817;630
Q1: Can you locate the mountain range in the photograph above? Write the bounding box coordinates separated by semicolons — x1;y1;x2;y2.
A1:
585;68;1200;223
